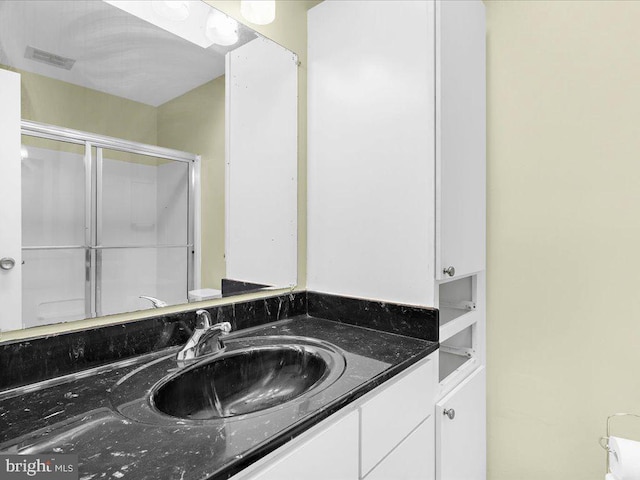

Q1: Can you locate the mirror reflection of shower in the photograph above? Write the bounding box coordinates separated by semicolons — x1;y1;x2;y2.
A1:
20;122;197;328
0;0;298;334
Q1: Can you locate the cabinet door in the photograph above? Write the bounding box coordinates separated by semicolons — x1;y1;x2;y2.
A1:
245;410;359;480
435;0;486;281
436;366;486;480
367;416;435;480
0;69;22;332
307;0;437;307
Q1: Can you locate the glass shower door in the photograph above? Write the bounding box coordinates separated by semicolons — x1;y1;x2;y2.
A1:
97;148;191;316
21;136;89;328
20;123;196;328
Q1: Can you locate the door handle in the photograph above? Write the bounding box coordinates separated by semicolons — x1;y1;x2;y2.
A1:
0;257;16;270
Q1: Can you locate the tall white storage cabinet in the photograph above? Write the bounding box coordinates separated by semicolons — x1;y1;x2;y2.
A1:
307;1;486;479
307;0;437;307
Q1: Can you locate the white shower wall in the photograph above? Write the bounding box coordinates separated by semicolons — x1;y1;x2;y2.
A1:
22;145;189;327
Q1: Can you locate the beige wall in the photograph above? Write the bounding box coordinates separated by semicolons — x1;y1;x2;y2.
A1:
157;77;226;290
15;68;157;144
485;1;640;478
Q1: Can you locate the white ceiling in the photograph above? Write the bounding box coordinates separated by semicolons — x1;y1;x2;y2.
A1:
0;0;257;106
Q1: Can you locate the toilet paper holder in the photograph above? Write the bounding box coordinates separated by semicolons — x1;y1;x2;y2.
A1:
599;413;640;473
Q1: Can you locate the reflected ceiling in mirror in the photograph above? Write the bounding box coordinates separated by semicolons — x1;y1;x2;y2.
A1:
0;0;257;105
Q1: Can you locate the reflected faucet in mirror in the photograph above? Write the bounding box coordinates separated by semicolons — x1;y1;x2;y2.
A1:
177;310;232;367
139;296;168;308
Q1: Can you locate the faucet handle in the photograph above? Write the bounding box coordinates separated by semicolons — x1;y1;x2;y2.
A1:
194;312;231;335
213;322;232;335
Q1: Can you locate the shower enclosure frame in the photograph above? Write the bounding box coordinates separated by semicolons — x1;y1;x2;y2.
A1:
21;120;199;320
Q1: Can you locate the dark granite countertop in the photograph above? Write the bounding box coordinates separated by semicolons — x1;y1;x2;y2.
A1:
0;315;437;480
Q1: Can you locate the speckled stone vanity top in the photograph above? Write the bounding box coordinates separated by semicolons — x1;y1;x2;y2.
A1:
0;293;438;480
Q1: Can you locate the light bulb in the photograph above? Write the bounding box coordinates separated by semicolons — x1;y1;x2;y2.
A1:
151;1;190;21
205;10;239;46
240;0;275;26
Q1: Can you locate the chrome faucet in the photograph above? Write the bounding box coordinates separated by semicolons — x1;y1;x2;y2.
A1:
139;296;168;308
177;309;232;365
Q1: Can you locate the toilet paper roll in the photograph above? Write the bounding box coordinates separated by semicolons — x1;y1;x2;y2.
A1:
610;436;640;480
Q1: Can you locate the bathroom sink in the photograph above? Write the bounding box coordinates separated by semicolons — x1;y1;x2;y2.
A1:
110;336;346;423
151;342;343;420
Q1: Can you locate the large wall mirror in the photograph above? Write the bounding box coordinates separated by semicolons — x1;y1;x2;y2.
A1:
0;0;298;333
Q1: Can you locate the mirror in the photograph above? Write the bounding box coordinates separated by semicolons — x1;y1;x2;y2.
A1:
0;0;298;332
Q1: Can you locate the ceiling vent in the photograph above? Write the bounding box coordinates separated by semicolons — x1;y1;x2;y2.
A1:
24;46;75;70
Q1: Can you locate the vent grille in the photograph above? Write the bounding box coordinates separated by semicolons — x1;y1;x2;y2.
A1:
24;46;75;70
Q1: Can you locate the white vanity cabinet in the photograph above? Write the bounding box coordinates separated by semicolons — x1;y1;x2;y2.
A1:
360;357;435;477
236;354;437;480
242;410;360;480
366;416;435;480
307;1;486;479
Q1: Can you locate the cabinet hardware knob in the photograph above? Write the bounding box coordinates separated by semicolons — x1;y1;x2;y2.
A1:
443;266;455;277
0;257;16;271
443;408;455;420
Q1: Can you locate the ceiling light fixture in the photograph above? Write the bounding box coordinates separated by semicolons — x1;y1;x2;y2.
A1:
104;1;215;49
240;0;275;26
151;1;190;21
205;10;239;46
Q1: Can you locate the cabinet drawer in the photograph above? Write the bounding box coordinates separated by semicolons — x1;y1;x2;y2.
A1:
244;410;359;480
365;415;435;480
361;358;435;476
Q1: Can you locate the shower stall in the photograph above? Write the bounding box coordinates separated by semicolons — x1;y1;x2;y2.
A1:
20;121;197;328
